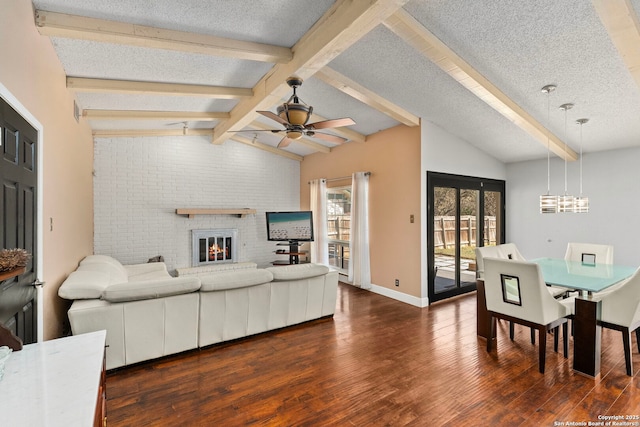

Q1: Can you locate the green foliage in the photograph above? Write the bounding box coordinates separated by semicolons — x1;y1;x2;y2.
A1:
435;246;477;260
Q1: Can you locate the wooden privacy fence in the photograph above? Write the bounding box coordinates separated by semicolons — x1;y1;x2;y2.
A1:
434;216;496;249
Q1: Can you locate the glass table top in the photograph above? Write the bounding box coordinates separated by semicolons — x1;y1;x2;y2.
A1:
532;258;637;293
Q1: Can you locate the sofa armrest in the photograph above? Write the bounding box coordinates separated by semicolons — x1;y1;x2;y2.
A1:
101;276;201;303
58;269;112;300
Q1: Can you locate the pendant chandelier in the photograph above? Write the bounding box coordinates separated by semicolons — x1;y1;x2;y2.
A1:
558;103;575;213
539;84;558;213
574;118;589;213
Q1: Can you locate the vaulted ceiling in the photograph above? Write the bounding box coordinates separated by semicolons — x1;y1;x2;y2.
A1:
31;0;640;163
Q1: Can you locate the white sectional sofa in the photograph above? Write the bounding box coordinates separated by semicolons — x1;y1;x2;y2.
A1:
58;255;338;369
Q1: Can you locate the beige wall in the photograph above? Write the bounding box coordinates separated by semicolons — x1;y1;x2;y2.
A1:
300;125;421;298
1;1;94;339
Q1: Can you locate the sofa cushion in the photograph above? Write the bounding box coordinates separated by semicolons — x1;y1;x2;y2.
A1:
266;263;330;281
58;269;112;300
176;262;258;277
124;262;169;280
80;255;128;284
101;277;201;303
199;269;273;291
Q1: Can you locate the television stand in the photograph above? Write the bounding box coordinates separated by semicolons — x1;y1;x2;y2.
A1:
273;241;308;265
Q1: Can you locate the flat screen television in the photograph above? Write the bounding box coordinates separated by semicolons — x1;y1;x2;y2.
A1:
266;211;314;242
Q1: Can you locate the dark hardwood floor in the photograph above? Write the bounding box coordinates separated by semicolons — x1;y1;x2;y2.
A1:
106;283;640;426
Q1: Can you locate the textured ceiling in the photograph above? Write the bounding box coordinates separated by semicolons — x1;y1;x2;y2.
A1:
31;0;640;163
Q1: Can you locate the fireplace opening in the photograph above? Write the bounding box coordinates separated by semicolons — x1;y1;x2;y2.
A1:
192;229;237;266
200;237;231;262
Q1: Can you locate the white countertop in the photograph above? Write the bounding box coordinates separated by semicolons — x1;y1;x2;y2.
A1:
0;330;106;427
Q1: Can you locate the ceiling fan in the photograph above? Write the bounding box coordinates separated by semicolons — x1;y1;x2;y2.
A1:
237;76;356;148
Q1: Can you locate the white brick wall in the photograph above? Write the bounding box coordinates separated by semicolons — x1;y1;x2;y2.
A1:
93;135;300;272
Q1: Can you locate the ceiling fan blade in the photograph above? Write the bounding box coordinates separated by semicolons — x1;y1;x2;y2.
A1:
309;132;348;144
257;110;289;126
277;136;293;148
306;117;355;130
228;129;281;132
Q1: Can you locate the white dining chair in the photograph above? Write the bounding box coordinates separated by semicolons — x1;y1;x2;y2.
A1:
564;242;615;296
598;267;640;376
484;257;575;373
564;242;613;265
476;243;566;299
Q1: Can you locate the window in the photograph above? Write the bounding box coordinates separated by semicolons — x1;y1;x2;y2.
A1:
327;186;351;273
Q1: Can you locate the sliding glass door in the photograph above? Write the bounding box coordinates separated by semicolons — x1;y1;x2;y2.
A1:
427;172;505;303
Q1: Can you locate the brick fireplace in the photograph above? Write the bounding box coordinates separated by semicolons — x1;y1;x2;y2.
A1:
192;229;238;267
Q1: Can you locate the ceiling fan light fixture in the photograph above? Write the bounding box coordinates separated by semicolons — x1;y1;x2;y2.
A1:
277;103;312;126
286;130;303;140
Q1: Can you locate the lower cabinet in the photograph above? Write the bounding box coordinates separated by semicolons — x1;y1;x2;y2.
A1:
0;330;107;426
94;353;107;426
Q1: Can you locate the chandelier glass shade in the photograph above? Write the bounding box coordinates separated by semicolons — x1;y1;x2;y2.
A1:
574;118;589;213
540;194;558;214
558;103;575;213
539;84;558;214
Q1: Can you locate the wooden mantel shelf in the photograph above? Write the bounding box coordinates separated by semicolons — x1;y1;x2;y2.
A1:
176;208;257;219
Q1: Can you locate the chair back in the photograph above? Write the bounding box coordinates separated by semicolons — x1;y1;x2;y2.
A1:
564;242;613;265
475;243;525;278
483;257;568;325
600;267;640;328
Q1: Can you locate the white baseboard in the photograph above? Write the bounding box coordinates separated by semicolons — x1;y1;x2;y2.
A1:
369;283;429;308
338;273;428;307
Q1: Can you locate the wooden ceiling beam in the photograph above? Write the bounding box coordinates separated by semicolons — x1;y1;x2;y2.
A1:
230;134;303;161
92;129;303;161
384;9;578;161
83;110;229;121
34;10;292;63
315;66;420;127
92;129;213;137
593;0;640;89
212;0;410;145
67;77;252;98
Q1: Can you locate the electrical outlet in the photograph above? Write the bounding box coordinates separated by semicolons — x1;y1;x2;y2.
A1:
395;279;399;287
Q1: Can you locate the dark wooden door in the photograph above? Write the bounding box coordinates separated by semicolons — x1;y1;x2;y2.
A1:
0;97;38;344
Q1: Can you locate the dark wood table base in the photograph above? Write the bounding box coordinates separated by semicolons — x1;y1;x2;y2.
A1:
573;296;602;379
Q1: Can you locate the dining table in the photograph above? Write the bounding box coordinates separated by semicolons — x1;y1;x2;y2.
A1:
532;258;637;378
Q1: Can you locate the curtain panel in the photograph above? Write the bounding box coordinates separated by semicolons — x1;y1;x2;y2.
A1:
349;172;371;289
309;178;328;265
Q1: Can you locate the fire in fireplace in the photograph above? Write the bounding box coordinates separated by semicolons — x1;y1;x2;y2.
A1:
192;229;238;266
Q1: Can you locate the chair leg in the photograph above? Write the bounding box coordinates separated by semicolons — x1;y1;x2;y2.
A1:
510;322;515;341
487;316;496;352
553;326;559;353
531;328;535;344
622;328;633;376
538;327;547;374
562;322;568;358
